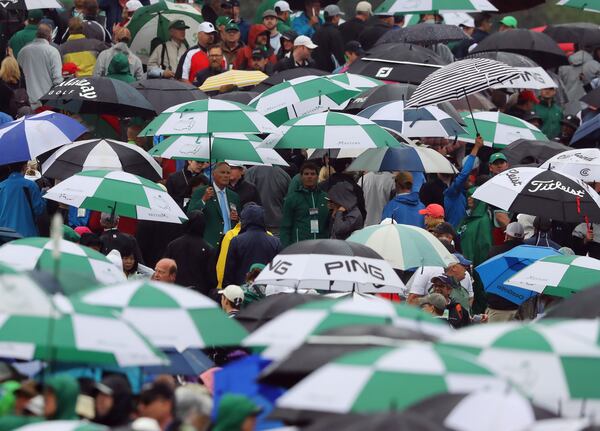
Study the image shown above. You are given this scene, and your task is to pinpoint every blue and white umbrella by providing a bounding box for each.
[358,101,467,138]
[0,111,87,165]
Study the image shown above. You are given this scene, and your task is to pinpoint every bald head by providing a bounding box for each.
[152,258,177,283]
[36,24,52,41]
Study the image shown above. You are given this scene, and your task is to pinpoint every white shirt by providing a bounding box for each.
[270,33,281,54]
[407,266,474,298]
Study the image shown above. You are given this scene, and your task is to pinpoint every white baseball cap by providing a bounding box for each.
[294,35,318,49]
[197,21,217,33]
[125,0,143,11]
[356,1,372,14]
[274,0,292,12]
[219,284,245,304]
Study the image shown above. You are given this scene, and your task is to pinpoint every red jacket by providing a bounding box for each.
[233,24,277,70]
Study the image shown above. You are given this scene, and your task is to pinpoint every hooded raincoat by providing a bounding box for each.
[328,182,364,240]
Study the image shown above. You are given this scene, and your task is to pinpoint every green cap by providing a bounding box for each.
[248,263,265,272]
[500,16,517,28]
[225,21,240,32]
[489,152,508,164]
[169,19,190,30]
[28,9,43,20]
[216,15,231,27]
[213,394,262,431]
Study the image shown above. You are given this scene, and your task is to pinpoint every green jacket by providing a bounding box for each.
[188,185,241,248]
[107,52,135,83]
[280,183,330,247]
[9,24,37,58]
[534,100,563,140]
[457,198,493,268]
[46,374,80,420]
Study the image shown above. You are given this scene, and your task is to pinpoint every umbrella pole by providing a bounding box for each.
[463,88,480,137]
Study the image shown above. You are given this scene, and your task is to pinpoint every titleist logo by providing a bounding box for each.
[527,180,585,197]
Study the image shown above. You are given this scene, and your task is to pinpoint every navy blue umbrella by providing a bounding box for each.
[347,145,458,174]
[570,113,600,148]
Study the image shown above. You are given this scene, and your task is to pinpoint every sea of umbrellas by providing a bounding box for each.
[3,58,600,430]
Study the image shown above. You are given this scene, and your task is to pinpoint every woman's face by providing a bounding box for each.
[437,233,453,243]
[122,254,136,272]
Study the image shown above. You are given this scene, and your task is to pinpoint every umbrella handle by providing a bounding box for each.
[463,88,480,137]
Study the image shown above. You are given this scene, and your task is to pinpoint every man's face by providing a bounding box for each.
[208,48,223,69]
[96,393,114,417]
[331,15,341,25]
[436,233,453,243]
[431,282,452,300]
[229,167,243,182]
[561,124,576,138]
[446,263,467,282]
[481,18,492,32]
[198,31,215,47]
[170,27,186,42]
[138,399,172,423]
[521,100,534,111]
[282,39,293,51]
[301,168,318,188]
[152,260,176,282]
[188,160,204,174]
[222,5,234,18]
[225,29,240,43]
[346,51,358,64]
[279,11,289,21]
[540,88,556,100]
[213,164,231,188]
[263,16,277,30]
[256,33,268,46]
[295,45,310,61]
[490,160,509,175]
[253,56,269,70]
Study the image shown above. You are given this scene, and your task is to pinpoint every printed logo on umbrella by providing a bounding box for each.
[527,180,585,197]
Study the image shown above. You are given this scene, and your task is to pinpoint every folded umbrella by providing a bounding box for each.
[200,70,268,92]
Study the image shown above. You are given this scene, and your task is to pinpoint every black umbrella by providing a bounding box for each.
[348,43,446,84]
[470,29,568,69]
[449,93,496,112]
[212,91,260,105]
[254,68,327,93]
[376,24,469,46]
[581,87,600,108]
[467,51,540,68]
[301,412,449,431]
[40,77,155,117]
[489,0,545,12]
[502,139,570,166]
[130,79,206,114]
[543,284,600,319]
[544,24,600,50]
[286,0,337,11]
[258,325,436,388]
[235,293,327,332]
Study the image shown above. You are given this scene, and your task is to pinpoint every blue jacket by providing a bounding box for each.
[0,173,46,237]
[444,155,475,227]
[292,13,322,38]
[381,192,425,227]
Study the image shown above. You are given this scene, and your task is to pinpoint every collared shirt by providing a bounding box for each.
[147,39,188,73]
[214,182,229,216]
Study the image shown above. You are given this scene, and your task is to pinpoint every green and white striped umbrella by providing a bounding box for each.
[16,420,108,431]
[261,112,399,150]
[76,280,248,350]
[249,76,362,126]
[347,223,458,270]
[327,73,384,91]
[139,99,277,137]
[505,255,600,298]
[243,296,450,360]
[273,344,506,420]
[557,0,600,13]
[375,0,497,14]
[439,322,600,418]
[0,237,126,295]
[44,170,188,224]
[149,134,288,166]
[458,112,549,149]
[127,1,202,63]
[0,294,167,366]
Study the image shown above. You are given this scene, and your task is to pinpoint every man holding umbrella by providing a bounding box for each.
[147,20,190,79]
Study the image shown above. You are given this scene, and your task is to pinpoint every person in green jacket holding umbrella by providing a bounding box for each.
[280,161,330,247]
[457,186,493,268]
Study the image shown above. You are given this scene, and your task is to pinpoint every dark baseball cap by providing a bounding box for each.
[281,29,298,41]
[252,47,270,59]
[345,40,365,55]
[169,19,190,30]
[560,114,580,129]
[221,0,239,7]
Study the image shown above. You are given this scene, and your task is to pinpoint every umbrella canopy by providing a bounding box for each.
[467,51,542,67]
[249,76,362,126]
[200,70,268,92]
[557,0,600,13]
[272,344,506,424]
[470,29,568,69]
[540,148,600,181]
[346,145,458,174]
[15,421,108,431]
[326,73,384,91]
[406,390,556,431]
[242,297,450,360]
[458,112,548,149]
[258,325,437,388]
[542,284,600,319]
[475,245,561,306]
[543,24,600,50]
[505,255,600,298]
[253,68,327,93]
[44,170,188,224]
[262,112,398,150]
[570,111,600,148]
[139,99,276,137]
[346,83,417,112]
[127,0,203,63]
[502,139,570,166]
[212,91,260,105]
[581,86,600,108]
[374,0,497,14]
[148,134,287,166]
[42,139,162,181]
[347,223,458,270]
[75,280,248,349]
[489,0,545,11]
[0,237,126,296]
[347,43,446,85]
[254,239,405,293]
[406,58,520,109]
[0,111,87,165]
[236,293,327,332]
[0,0,61,10]
[472,167,600,223]
[358,100,466,138]
[303,412,448,431]
[41,77,155,117]
[377,23,469,46]
[131,79,207,113]
[439,322,600,418]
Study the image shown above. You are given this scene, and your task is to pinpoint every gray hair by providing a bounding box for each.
[175,385,213,425]
[100,212,120,227]
[36,24,52,40]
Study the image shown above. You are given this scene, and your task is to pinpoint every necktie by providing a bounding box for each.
[219,190,231,233]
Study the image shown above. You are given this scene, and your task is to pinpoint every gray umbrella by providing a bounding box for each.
[377,24,469,46]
